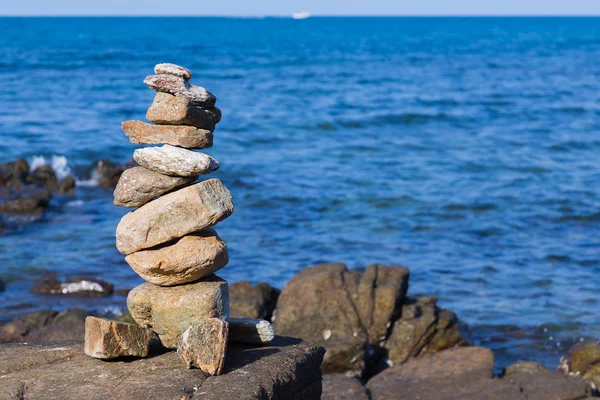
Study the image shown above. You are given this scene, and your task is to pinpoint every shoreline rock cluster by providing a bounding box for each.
[83,63,275,375]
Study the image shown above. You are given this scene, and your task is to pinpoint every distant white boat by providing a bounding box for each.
[292,11,311,20]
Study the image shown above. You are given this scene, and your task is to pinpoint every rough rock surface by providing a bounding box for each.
[229,280,280,320]
[178,318,228,374]
[0,186,50,214]
[0,309,89,344]
[126,229,229,286]
[559,340,600,392]
[84,316,153,359]
[144,74,216,108]
[113,166,196,208]
[228,318,275,344]
[505,361,589,400]
[322,374,370,400]
[127,275,229,348]
[146,92,221,129]
[154,63,192,79]
[30,273,113,297]
[116,178,234,254]
[133,144,219,177]
[0,337,323,400]
[122,120,213,148]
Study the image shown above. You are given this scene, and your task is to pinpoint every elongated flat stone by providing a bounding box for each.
[116,178,233,254]
[126,229,229,286]
[114,166,196,208]
[146,93,221,130]
[145,74,216,108]
[133,145,219,177]
[228,318,275,344]
[155,63,192,80]
[84,316,153,359]
[122,120,213,149]
[178,318,228,374]
[127,275,229,348]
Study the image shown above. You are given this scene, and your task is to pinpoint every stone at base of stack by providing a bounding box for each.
[84,63,274,377]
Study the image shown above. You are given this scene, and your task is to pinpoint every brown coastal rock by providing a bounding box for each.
[146,93,221,130]
[127,275,229,348]
[154,63,192,79]
[133,144,219,177]
[144,74,216,108]
[122,120,213,149]
[322,374,369,400]
[84,316,153,359]
[116,178,233,254]
[229,281,280,320]
[505,361,589,400]
[125,229,229,286]
[559,340,600,391]
[228,318,275,344]
[178,318,229,374]
[113,166,196,208]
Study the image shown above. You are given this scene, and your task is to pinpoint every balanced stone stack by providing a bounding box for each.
[83,63,274,375]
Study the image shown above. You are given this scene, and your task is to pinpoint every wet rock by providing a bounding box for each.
[57,175,76,194]
[28,164,58,190]
[116,178,234,254]
[30,273,113,297]
[92,159,126,188]
[505,361,590,400]
[84,316,153,359]
[355,264,409,344]
[0,158,29,188]
[122,120,213,149]
[146,92,221,130]
[127,275,229,348]
[229,280,280,320]
[154,63,192,79]
[178,318,228,374]
[26,309,88,344]
[322,374,369,400]
[144,74,216,108]
[273,263,367,374]
[113,166,196,208]
[133,144,219,177]
[559,340,600,391]
[228,318,275,344]
[126,229,228,286]
[0,336,324,400]
[0,186,50,214]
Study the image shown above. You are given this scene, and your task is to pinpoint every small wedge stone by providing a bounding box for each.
[127,275,229,348]
[228,318,275,344]
[146,93,221,130]
[114,166,196,208]
[178,318,229,374]
[145,75,216,108]
[126,229,229,286]
[122,120,213,149]
[154,63,192,80]
[84,316,153,359]
[133,145,219,177]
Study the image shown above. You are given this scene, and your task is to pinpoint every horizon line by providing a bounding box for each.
[2,14,600,18]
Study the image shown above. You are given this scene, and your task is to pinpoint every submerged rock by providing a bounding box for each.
[0,186,51,214]
[0,158,29,188]
[144,74,216,108]
[84,316,153,359]
[57,175,76,194]
[178,318,228,374]
[30,273,113,297]
[28,164,58,190]
[229,281,280,320]
[133,144,219,177]
[146,92,221,130]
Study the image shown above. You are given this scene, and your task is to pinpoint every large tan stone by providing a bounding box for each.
[125,229,229,286]
[178,318,228,375]
[84,316,153,359]
[133,144,219,177]
[127,275,229,348]
[146,92,221,130]
[122,120,213,149]
[113,166,196,208]
[116,178,233,254]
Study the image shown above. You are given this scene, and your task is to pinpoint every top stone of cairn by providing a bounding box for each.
[155,63,192,80]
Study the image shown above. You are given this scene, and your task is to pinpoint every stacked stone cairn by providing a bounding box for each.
[83,63,275,375]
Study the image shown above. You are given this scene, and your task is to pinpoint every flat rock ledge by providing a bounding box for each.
[0,336,324,400]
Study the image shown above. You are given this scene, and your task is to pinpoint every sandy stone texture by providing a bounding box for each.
[113,166,196,208]
[133,144,219,177]
[154,63,192,79]
[144,75,216,108]
[115,178,233,254]
[84,316,153,359]
[125,229,229,286]
[122,120,213,149]
[146,92,221,130]
[127,275,229,348]
[178,318,229,375]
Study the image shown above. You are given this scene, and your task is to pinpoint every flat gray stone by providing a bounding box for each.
[154,63,192,79]
[133,145,219,177]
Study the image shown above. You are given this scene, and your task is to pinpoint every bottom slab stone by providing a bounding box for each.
[0,336,325,400]
[84,316,153,359]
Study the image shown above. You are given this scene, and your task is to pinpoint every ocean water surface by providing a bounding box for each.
[0,17,599,367]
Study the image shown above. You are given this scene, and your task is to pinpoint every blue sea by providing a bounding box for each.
[0,17,599,368]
